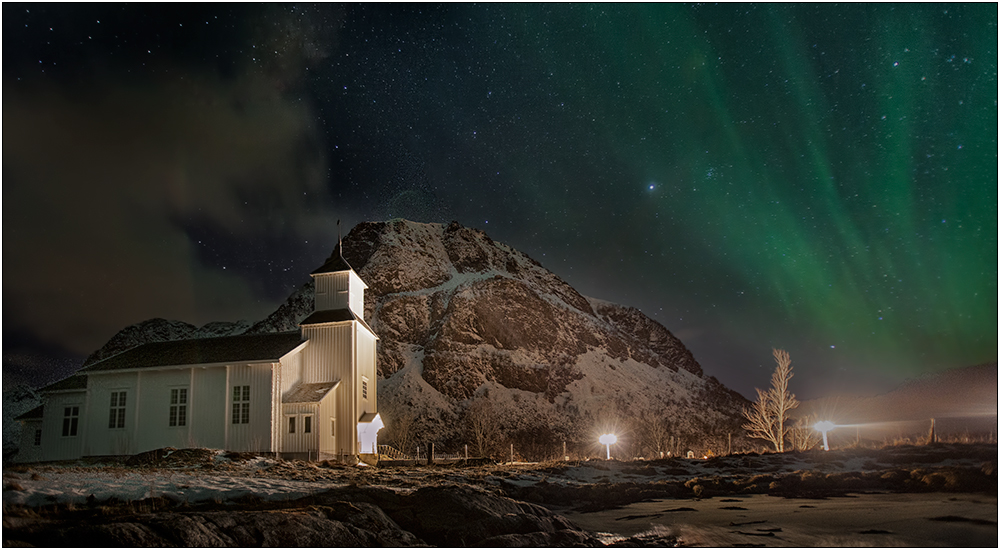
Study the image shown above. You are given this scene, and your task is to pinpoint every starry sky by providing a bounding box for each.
[4,3,997,400]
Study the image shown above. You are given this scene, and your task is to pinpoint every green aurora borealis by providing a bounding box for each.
[423,4,997,395]
[4,3,996,397]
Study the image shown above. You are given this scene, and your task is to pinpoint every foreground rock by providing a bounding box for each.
[3,484,603,547]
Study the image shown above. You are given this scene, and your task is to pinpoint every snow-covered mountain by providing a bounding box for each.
[73,220,749,457]
[246,220,748,453]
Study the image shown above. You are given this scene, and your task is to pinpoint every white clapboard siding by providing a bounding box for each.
[224,363,277,453]
[84,372,139,456]
[301,324,353,384]
[315,271,349,312]
[17,419,44,463]
[191,366,228,450]
[357,325,378,416]
[133,369,196,451]
[302,323,355,454]
[314,271,367,317]
[348,270,366,318]
[40,391,87,461]
[280,349,303,396]
[318,391,337,456]
[281,403,319,453]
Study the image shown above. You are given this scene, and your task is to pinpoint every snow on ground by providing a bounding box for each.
[3,469,341,508]
[4,443,994,511]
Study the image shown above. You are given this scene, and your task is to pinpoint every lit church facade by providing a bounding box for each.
[16,244,382,463]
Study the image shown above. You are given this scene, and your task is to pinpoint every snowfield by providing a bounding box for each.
[4,443,996,546]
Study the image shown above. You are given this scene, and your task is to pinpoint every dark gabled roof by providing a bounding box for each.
[283,381,340,403]
[81,331,305,373]
[15,405,45,421]
[299,308,377,337]
[40,374,88,393]
[311,242,354,275]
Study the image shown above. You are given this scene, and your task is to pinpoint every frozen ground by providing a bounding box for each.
[4,443,997,546]
[559,492,997,547]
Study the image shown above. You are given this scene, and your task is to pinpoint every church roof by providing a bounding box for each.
[81,331,305,373]
[283,381,340,403]
[39,374,88,393]
[311,242,354,275]
[15,405,45,421]
[299,308,377,336]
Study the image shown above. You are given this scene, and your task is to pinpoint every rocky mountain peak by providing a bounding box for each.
[250,220,746,451]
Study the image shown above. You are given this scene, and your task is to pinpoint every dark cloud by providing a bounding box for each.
[3,68,334,354]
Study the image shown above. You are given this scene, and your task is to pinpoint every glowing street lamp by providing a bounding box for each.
[814,421,835,451]
[599,433,617,460]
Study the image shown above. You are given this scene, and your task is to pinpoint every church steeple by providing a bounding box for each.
[307,220,368,319]
[311,220,354,275]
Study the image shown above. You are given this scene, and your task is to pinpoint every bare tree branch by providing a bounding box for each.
[742,348,800,452]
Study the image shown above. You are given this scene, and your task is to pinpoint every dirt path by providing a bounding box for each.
[558,492,997,547]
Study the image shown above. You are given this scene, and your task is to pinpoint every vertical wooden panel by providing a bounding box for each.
[348,271,366,318]
[280,351,302,395]
[40,392,86,461]
[191,367,226,450]
[16,419,44,462]
[84,372,138,456]
[136,369,193,452]
[314,272,350,311]
[226,363,276,452]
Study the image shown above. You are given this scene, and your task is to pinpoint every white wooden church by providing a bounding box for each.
[16,242,383,463]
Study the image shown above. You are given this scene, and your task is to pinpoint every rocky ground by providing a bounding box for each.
[3,443,996,546]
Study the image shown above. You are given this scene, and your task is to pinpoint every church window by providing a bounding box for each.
[34,429,42,446]
[288,416,296,434]
[303,415,312,434]
[232,385,250,424]
[62,406,79,437]
[169,388,188,427]
[109,391,126,429]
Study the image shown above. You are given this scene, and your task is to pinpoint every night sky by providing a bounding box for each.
[4,4,996,400]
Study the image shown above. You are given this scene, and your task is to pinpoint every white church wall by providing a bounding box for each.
[318,392,337,456]
[17,419,44,463]
[356,326,377,415]
[314,272,350,312]
[84,372,138,456]
[191,367,227,450]
[280,349,303,396]
[39,391,87,461]
[301,324,352,384]
[135,369,195,452]
[348,270,366,317]
[280,403,318,454]
[225,363,276,453]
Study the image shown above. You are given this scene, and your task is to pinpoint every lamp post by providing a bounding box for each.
[814,421,835,451]
[599,433,617,460]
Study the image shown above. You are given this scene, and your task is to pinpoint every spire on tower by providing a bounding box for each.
[311,219,353,274]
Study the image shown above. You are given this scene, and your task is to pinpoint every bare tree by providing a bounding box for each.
[465,398,501,459]
[742,348,799,452]
[742,388,780,451]
[788,414,820,451]
[380,406,416,457]
[638,411,672,459]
